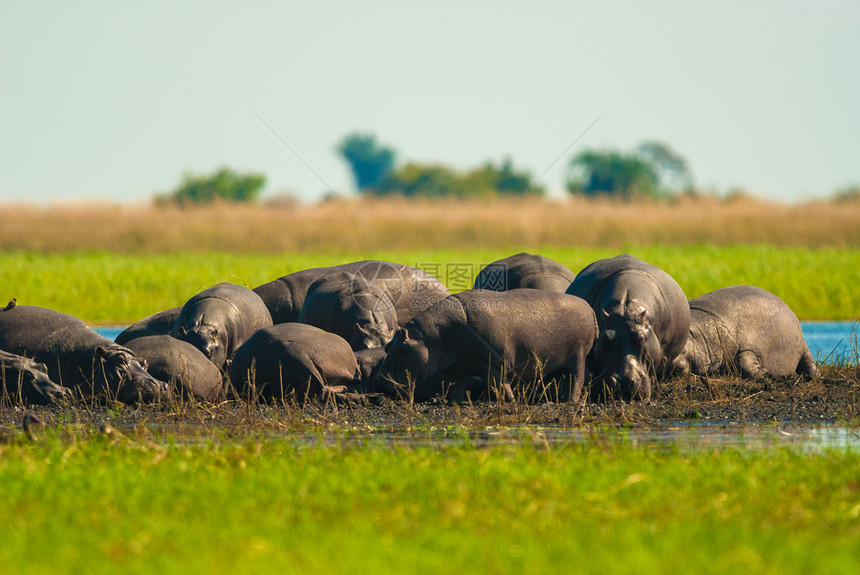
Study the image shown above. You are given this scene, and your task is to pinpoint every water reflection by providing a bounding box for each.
[150,423,860,453]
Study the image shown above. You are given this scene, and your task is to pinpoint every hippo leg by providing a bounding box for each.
[549,368,585,404]
[737,350,767,380]
[796,349,818,379]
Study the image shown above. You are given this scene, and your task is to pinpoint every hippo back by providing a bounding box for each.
[297,273,398,351]
[473,252,576,293]
[124,335,225,402]
[253,260,449,326]
[451,289,597,376]
[688,285,814,377]
[115,307,182,346]
[253,265,352,324]
[229,323,360,401]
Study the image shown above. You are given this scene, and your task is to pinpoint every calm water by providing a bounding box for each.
[95,321,858,364]
[136,423,860,452]
[801,321,857,362]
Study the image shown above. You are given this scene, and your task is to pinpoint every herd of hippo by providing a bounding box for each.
[0,253,817,407]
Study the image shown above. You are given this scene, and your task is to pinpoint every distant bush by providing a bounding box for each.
[156,167,266,205]
[371,159,544,198]
[566,141,693,200]
[833,184,860,203]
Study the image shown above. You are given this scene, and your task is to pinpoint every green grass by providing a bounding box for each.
[1,429,858,574]
[1,246,858,323]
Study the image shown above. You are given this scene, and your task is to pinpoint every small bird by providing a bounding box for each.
[2,298,16,312]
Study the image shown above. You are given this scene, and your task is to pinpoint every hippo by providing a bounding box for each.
[171,282,273,370]
[1,349,72,405]
[228,323,361,403]
[375,289,597,404]
[253,260,450,325]
[566,254,690,401]
[123,335,226,402]
[355,347,387,390]
[671,285,818,380]
[297,273,398,351]
[115,307,181,346]
[473,252,576,293]
[0,305,169,403]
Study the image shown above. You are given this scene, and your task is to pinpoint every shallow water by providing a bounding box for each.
[96,321,859,364]
[801,321,858,363]
[146,423,860,453]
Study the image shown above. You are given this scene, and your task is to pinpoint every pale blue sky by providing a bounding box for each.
[2,1,858,204]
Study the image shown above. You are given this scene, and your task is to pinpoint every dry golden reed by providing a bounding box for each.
[1,195,858,253]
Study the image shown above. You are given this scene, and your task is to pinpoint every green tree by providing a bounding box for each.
[160,167,266,205]
[337,133,396,192]
[566,150,660,199]
[371,158,544,198]
[635,141,694,192]
[833,184,860,203]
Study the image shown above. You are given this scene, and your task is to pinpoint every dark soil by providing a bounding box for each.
[2,366,858,439]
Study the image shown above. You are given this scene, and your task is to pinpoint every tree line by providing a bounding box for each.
[155,132,698,204]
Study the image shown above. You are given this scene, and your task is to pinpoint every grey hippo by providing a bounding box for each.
[566,254,690,401]
[115,307,181,346]
[228,323,361,403]
[0,305,169,403]
[374,289,597,404]
[123,335,226,402]
[171,282,273,370]
[473,252,576,293]
[1,349,72,405]
[297,272,398,351]
[253,260,450,325]
[672,285,818,380]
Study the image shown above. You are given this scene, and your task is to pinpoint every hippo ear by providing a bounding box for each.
[406,326,422,341]
[601,308,610,319]
[95,346,108,359]
[178,326,187,337]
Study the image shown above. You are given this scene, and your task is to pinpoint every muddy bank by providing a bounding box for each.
[2,366,858,437]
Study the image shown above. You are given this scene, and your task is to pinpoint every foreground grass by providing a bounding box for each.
[1,245,858,322]
[1,430,858,574]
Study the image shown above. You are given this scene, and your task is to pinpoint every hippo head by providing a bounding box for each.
[374,326,436,394]
[593,302,662,401]
[347,282,398,351]
[350,318,396,351]
[1,357,72,406]
[177,324,227,368]
[95,346,170,404]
